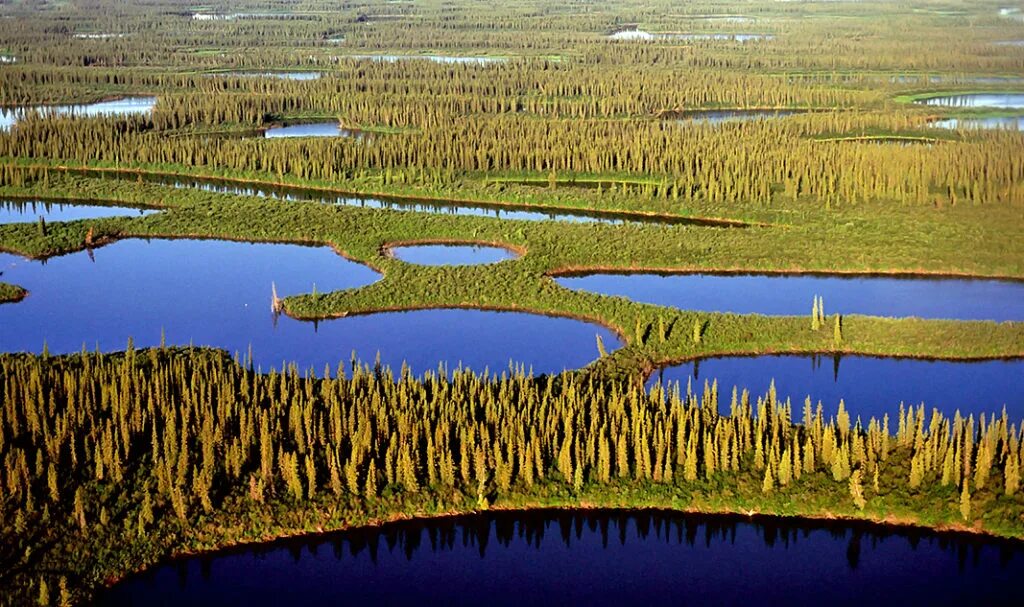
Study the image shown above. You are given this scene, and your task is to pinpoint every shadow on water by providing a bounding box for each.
[100,510,1023,606]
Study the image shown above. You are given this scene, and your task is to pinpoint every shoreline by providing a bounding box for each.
[101,500,1024,591]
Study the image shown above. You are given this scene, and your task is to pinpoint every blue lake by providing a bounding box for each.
[649,355,1024,421]
[554,272,1024,321]
[99,511,1023,606]
[0,200,157,223]
[389,244,518,266]
[0,239,617,375]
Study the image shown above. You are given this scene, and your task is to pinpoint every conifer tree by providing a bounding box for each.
[849,469,866,510]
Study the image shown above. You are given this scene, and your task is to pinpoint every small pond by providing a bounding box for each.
[388,244,519,266]
[915,93,1024,109]
[931,116,1023,130]
[0,200,157,224]
[608,30,771,42]
[211,71,322,80]
[554,272,1024,321]
[346,54,505,64]
[263,122,364,138]
[0,239,618,374]
[0,96,156,130]
[648,355,1024,421]
[69,170,738,227]
[99,511,1022,606]
[671,109,802,124]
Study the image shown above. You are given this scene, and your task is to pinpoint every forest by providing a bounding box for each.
[0,0,1022,604]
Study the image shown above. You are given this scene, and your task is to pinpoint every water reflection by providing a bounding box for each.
[100,510,1023,606]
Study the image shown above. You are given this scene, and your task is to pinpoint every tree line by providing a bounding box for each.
[2,347,1022,602]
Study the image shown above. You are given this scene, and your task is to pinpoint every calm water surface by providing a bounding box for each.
[555,272,1024,321]
[0,96,155,130]
[212,71,322,80]
[346,54,505,64]
[672,109,801,124]
[915,93,1024,109]
[0,200,157,223]
[931,116,1024,130]
[69,170,730,226]
[0,239,617,374]
[263,122,362,138]
[389,244,518,266]
[99,511,1022,606]
[649,355,1024,420]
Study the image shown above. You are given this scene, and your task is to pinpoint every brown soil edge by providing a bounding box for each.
[18,163,763,229]
[546,263,1024,283]
[100,500,1024,591]
[283,301,629,343]
[379,238,527,260]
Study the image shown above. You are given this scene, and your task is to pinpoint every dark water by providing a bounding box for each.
[99,511,1023,607]
[916,93,1024,109]
[0,200,157,223]
[648,355,1024,421]
[67,169,735,226]
[554,272,1024,321]
[263,122,363,138]
[389,244,518,266]
[931,116,1023,130]
[0,96,156,130]
[672,109,801,124]
[0,239,618,374]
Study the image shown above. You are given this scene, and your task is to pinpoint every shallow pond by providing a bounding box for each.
[388,244,519,266]
[71,170,737,227]
[0,239,617,374]
[671,109,802,124]
[555,272,1024,321]
[346,54,505,64]
[649,355,1024,421]
[211,71,322,80]
[931,116,1024,130]
[915,93,1024,109]
[263,122,363,138]
[0,96,156,130]
[99,511,1022,606]
[0,200,157,223]
[609,30,771,42]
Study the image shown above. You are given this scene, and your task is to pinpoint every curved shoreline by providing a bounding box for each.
[101,500,1024,592]
[546,263,1024,283]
